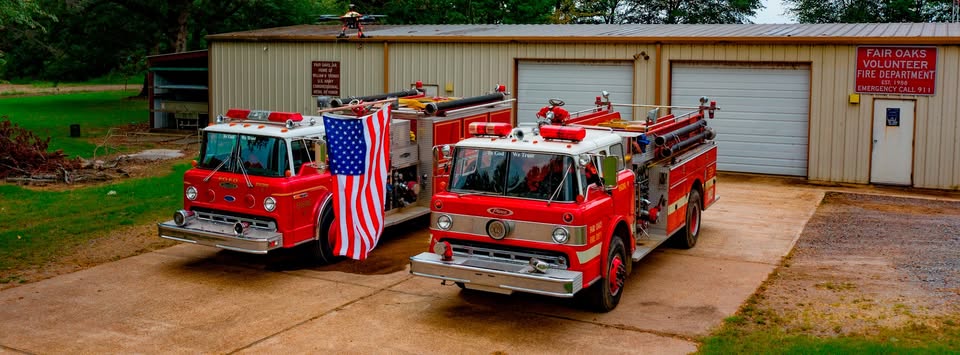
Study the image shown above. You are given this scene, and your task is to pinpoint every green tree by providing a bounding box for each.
[785,0,956,23]
[0,0,56,78]
[0,0,337,82]
[350,0,553,24]
[551,0,762,24]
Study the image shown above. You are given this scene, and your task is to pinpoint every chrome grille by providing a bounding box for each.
[195,210,277,230]
[448,241,569,270]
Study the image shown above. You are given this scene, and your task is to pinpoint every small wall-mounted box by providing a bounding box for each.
[849,93,860,104]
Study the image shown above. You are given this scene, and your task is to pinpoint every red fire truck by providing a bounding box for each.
[409,94,719,311]
[157,86,513,263]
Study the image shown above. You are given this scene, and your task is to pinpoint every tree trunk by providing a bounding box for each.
[134,75,148,98]
[174,7,190,53]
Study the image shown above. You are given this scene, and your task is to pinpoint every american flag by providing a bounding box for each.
[322,106,391,260]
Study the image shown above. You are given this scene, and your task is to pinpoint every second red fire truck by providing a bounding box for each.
[410,94,719,312]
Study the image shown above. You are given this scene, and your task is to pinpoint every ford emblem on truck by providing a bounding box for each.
[487,207,513,216]
[224,195,236,202]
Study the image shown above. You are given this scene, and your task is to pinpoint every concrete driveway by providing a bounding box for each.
[0,174,823,354]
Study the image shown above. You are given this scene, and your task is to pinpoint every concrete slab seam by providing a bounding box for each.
[657,250,783,266]
[0,343,35,355]
[226,275,414,354]
[529,311,701,344]
[278,270,407,289]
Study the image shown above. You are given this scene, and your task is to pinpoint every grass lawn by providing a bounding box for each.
[0,90,146,158]
[0,89,186,278]
[0,163,189,274]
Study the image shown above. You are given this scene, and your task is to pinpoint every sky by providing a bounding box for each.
[750,0,796,24]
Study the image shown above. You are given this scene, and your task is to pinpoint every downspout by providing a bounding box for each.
[654,43,662,106]
[383,41,390,92]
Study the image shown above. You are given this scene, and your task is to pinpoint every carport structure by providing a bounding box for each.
[207,23,960,190]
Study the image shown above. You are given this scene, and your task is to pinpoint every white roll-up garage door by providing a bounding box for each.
[517,61,633,125]
[671,63,810,176]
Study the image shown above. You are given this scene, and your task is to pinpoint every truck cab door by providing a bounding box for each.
[432,144,453,194]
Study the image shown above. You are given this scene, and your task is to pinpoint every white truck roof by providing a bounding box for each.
[455,126,622,155]
[202,115,327,139]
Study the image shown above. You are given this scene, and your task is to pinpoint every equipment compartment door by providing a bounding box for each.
[870,99,915,185]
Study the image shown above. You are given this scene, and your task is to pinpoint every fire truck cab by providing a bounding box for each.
[410,96,718,312]
[157,87,513,263]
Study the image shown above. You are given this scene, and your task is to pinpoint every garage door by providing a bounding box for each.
[517,61,633,125]
[671,63,810,176]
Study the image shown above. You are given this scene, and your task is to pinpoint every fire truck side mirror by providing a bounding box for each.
[601,156,619,188]
[315,139,327,164]
[433,144,452,161]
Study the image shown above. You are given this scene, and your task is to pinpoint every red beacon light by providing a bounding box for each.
[468,122,512,137]
[224,109,251,120]
[539,125,586,142]
[266,111,304,123]
[220,109,304,128]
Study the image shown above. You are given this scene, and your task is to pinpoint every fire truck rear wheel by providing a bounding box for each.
[309,208,341,264]
[673,188,702,249]
[579,236,626,312]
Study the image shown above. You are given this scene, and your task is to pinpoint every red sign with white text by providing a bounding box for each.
[855,46,936,96]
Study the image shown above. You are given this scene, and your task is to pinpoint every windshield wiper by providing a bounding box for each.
[546,166,572,206]
[203,154,232,183]
[234,147,254,188]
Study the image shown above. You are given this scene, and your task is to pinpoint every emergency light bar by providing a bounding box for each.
[539,125,586,142]
[223,109,305,128]
[468,122,512,137]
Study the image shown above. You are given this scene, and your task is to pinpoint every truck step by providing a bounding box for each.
[632,232,669,261]
[384,206,431,227]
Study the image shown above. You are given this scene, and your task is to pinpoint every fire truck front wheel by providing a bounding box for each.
[579,236,627,312]
[308,208,342,264]
[672,188,702,249]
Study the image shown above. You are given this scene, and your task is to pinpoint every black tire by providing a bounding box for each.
[672,188,702,249]
[309,208,342,264]
[579,236,627,312]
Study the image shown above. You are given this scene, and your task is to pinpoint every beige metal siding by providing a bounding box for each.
[660,44,960,189]
[210,38,960,189]
[210,42,383,116]
[386,43,656,119]
[917,46,960,190]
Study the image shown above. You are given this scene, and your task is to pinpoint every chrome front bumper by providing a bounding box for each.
[157,219,283,254]
[409,252,583,298]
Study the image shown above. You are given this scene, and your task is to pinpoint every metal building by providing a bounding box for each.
[207,23,960,190]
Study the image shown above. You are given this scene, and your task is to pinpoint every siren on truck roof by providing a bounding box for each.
[539,125,586,142]
[468,122,512,138]
[219,109,312,129]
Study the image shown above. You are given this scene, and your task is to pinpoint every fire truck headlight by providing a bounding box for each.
[185,186,198,201]
[263,197,277,212]
[437,214,452,231]
[551,227,569,244]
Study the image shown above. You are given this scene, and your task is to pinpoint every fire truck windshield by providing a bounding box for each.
[198,132,289,177]
[449,148,579,202]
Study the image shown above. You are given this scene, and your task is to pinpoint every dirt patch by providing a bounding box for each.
[0,224,178,291]
[742,192,960,336]
[0,84,135,97]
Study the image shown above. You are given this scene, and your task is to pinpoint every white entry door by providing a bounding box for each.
[870,99,915,185]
